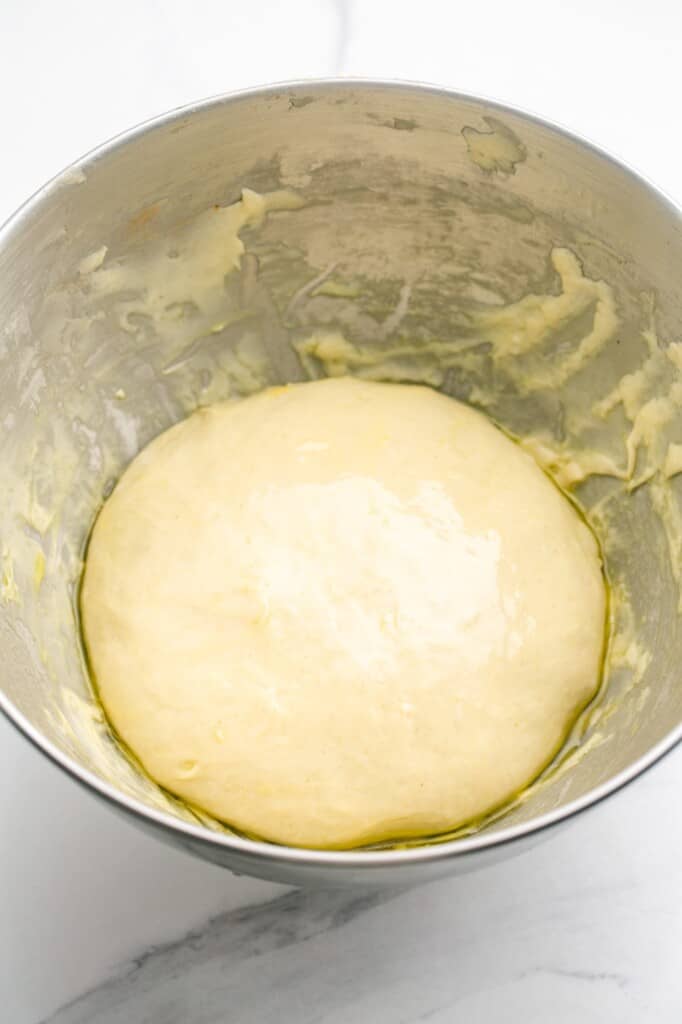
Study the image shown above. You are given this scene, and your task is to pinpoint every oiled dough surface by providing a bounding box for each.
[81,378,605,848]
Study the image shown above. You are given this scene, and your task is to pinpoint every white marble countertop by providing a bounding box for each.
[1,2,681,1021]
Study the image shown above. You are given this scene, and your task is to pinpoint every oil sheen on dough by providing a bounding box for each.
[81,378,606,849]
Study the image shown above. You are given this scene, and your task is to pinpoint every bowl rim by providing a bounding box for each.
[2,76,681,872]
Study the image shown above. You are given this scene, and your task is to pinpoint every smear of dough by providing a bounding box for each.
[462,117,527,175]
[295,248,618,394]
[85,188,304,366]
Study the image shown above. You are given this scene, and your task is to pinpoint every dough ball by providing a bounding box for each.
[81,378,605,848]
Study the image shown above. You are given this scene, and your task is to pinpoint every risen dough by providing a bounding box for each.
[81,378,605,848]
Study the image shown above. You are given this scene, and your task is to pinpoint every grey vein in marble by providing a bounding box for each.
[521,965,631,990]
[44,887,400,1024]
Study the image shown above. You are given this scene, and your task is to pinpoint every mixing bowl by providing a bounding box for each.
[1,80,681,887]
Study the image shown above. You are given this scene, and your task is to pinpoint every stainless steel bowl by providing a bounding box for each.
[2,80,681,887]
